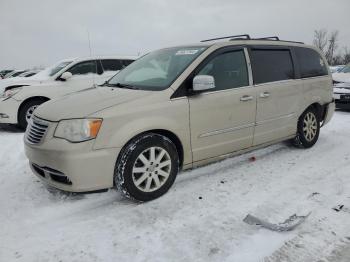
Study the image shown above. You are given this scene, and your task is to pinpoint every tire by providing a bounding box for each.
[293,107,320,148]
[115,133,179,202]
[18,99,46,130]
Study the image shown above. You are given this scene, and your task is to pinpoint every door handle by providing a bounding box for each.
[260,92,270,98]
[240,95,254,102]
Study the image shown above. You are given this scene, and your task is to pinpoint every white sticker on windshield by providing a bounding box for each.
[176,49,199,55]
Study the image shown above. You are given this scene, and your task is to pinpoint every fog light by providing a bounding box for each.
[0,113,9,118]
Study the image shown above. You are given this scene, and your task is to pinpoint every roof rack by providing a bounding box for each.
[255,36,280,41]
[200,35,304,44]
[201,34,251,42]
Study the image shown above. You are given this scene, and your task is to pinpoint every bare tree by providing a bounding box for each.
[313,29,328,53]
[325,30,339,65]
[343,47,350,64]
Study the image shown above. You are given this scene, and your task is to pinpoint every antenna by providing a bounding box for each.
[87,29,96,87]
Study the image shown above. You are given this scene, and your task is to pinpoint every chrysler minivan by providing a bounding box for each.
[24,35,335,201]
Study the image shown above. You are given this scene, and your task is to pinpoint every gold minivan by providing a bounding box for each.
[24,35,335,201]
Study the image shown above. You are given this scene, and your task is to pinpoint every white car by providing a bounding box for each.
[0,56,136,128]
[3,70,27,79]
[332,63,350,84]
[17,70,40,78]
[332,64,350,110]
[330,65,345,73]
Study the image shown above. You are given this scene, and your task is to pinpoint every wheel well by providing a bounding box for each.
[126,129,184,169]
[17,96,50,120]
[307,103,325,121]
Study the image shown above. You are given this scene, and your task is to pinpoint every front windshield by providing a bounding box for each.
[31,60,73,80]
[48,61,73,76]
[340,64,350,73]
[107,46,207,90]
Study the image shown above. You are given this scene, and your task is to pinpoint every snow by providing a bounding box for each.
[1,111,350,261]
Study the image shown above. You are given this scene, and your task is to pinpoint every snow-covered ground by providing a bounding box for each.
[1,111,350,262]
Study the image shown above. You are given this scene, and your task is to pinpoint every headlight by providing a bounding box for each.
[1,87,22,98]
[54,119,102,142]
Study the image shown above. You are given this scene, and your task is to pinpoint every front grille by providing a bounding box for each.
[25,116,49,144]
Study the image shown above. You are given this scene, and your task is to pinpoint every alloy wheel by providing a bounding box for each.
[303,112,317,142]
[132,147,172,192]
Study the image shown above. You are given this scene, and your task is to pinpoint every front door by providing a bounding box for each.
[189,48,257,162]
[60,60,100,93]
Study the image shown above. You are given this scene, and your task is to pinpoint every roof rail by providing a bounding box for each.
[201,34,251,42]
[200,35,304,44]
[255,36,280,41]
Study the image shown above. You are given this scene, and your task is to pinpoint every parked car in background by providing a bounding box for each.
[0,56,136,128]
[0,70,14,79]
[330,65,345,73]
[4,70,27,79]
[18,70,40,78]
[332,63,350,110]
[332,63,350,85]
[24,35,335,202]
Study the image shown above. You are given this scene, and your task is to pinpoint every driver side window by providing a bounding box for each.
[197,50,249,91]
[67,60,97,75]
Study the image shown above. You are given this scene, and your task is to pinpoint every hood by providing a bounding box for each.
[332,72,350,83]
[0,77,50,93]
[35,87,152,121]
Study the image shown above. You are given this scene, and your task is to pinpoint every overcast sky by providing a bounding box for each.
[0,0,349,69]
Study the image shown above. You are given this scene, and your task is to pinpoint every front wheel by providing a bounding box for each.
[293,107,320,148]
[115,133,179,202]
[18,99,46,130]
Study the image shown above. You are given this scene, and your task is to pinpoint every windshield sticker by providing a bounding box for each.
[175,49,200,56]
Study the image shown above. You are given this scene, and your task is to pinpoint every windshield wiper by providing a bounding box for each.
[102,82,139,90]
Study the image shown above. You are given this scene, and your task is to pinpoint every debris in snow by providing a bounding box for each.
[243,212,311,232]
[198,196,202,200]
[249,156,256,162]
[308,192,320,198]
[333,205,350,213]
[220,180,225,184]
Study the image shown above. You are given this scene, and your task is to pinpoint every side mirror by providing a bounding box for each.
[60,72,73,81]
[193,75,215,92]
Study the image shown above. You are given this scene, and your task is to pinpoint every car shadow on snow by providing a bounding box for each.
[0,123,23,133]
[176,142,295,186]
[43,184,133,205]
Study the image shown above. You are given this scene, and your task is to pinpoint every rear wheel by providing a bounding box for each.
[115,133,179,202]
[18,99,47,130]
[293,107,320,148]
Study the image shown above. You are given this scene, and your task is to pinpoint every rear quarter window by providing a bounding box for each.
[294,47,328,78]
[250,49,295,84]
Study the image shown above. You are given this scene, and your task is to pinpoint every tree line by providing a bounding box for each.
[313,29,350,66]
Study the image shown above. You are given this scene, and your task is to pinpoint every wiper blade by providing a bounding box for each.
[102,82,139,90]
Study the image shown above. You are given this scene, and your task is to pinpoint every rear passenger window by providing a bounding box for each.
[251,49,294,84]
[101,60,123,71]
[294,47,328,78]
[197,50,249,91]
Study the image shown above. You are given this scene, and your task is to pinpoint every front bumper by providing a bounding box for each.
[24,121,120,192]
[0,97,21,124]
